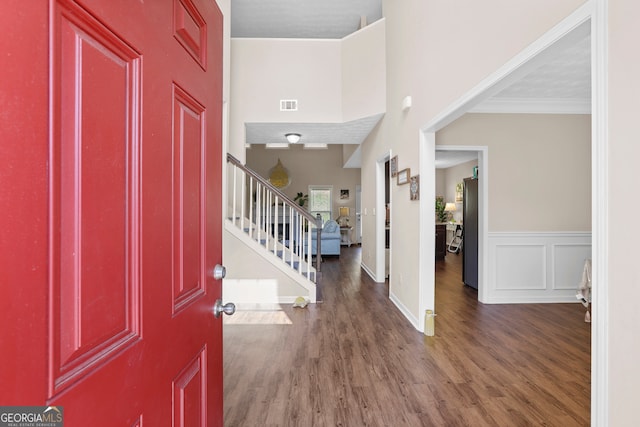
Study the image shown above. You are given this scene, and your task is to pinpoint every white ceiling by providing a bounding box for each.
[233,2,592,167]
[231,0,383,39]
[472,33,591,114]
[435,151,479,169]
[245,114,384,146]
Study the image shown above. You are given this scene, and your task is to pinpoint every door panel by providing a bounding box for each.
[173,84,207,313]
[51,1,143,395]
[0,0,224,425]
[173,348,208,426]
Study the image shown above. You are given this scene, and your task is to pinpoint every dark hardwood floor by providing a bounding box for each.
[223,247,591,426]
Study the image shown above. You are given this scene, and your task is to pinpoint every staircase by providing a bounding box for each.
[226,154,323,303]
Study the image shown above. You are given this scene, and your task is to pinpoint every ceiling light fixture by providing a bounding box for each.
[285,133,301,144]
[303,143,328,150]
[265,143,289,149]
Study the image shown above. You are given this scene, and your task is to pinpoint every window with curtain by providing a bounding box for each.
[308,185,332,225]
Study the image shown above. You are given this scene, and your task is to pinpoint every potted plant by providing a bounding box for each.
[435,196,448,223]
[294,192,308,208]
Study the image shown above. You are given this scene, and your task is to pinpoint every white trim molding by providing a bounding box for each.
[487,232,592,304]
[592,0,609,423]
[375,150,391,283]
[360,261,376,282]
[389,291,419,331]
[470,97,591,115]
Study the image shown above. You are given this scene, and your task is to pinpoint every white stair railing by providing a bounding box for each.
[227,154,322,291]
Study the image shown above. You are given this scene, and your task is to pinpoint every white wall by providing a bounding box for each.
[341,21,387,121]
[229,38,342,158]
[229,20,387,160]
[608,0,640,422]
[223,230,311,305]
[487,231,591,303]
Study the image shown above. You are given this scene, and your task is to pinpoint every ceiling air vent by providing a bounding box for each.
[280,99,298,111]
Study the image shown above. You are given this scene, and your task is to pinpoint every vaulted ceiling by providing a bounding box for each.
[233,1,591,166]
[231,0,383,39]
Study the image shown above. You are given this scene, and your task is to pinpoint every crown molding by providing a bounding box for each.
[470,97,591,114]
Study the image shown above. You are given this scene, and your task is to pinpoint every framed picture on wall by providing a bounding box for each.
[390,156,398,177]
[340,189,349,199]
[397,168,410,185]
[409,175,420,200]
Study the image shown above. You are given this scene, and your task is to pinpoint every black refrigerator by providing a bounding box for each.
[463,178,478,289]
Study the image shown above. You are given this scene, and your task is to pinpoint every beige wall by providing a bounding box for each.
[435,168,447,204]
[608,0,640,422]
[245,145,360,224]
[437,159,478,223]
[342,144,359,167]
[437,114,591,232]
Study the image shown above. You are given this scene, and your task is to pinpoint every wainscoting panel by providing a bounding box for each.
[552,243,592,290]
[488,232,591,303]
[495,244,547,291]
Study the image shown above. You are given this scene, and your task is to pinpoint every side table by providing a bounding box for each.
[339,226,353,247]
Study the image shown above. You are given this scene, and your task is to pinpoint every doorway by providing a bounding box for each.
[355,184,362,244]
[434,149,482,292]
[419,5,606,422]
[374,151,391,283]
[432,147,488,301]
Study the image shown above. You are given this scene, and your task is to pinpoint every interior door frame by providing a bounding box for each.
[355,184,362,244]
[432,146,488,302]
[375,150,391,283]
[417,1,607,423]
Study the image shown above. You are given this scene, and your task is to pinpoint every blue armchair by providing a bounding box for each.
[310,220,341,256]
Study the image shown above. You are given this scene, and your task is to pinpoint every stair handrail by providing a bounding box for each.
[227,154,323,280]
[227,154,318,224]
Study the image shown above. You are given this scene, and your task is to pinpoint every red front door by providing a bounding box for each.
[0,0,224,425]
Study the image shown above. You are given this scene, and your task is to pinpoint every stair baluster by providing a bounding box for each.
[225,154,322,302]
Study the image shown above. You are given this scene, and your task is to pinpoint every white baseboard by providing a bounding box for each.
[360,262,377,282]
[389,291,420,331]
[486,232,591,304]
[223,278,304,306]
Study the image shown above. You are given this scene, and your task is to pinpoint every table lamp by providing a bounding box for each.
[444,202,456,223]
[338,207,350,226]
